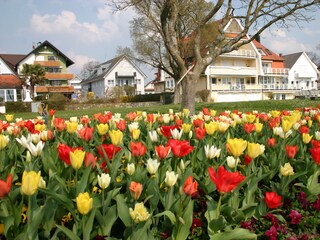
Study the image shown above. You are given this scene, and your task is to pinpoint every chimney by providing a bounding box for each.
[279,53,283,57]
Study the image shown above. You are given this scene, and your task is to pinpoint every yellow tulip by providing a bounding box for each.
[0,135,9,150]
[97,123,109,135]
[132,129,141,140]
[210,110,217,117]
[302,133,313,144]
[66,121,78,134]
[269,110,281,118]
[245,114,256,123]
[183,109,190,118]
[129,202,150,223]
[308,120,312,128]
[76,192,93,215]
[282,119,294,133]
[247,142,262,159]
[280,163,294,176]
[205,121,218,135]
[227,138,247,157]
[109,130,123,146]
[0,223,4,235]
[254,122,263,133]
[4,114,14,122]
[181,123,192,134]
[21,171,41,196]
[70,149,85,170]
[35,123,46,132]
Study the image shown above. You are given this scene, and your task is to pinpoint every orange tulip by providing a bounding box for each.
[129,181,142,200]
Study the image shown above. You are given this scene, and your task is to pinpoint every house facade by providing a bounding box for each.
[283,52,319,98]
[16,41,75,99]
[81,55,146,98]
[153,19,319,102]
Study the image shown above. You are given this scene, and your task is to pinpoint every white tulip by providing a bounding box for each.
[97,173,111,189]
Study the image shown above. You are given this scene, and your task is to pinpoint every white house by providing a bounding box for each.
[0,54,24,102]
[283,52,319,97]
[81,54,146,98]
[69,74,82,95]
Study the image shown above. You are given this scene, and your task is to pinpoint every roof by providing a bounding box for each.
[81,54,146,84]
[0,54,26,72]
[282,52,303,69]
[252,40,284,61]
[20,40,74,67]
[0,74,22,88]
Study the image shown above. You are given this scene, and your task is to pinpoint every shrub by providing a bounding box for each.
[47,93,66,110]
[5,102,31,113]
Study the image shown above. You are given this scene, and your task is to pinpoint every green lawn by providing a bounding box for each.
[7,98,320,120]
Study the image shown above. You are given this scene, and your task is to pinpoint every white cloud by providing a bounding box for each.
[265,37,309,54]
[66,51,97,74]
[30,10,110,43]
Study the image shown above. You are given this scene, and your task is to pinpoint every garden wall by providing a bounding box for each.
[65,101,162,111]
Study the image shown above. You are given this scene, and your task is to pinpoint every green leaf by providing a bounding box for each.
[129,219,154,240]
[28,205,46,239]
[116,194,132,227]
[210,228,257,240]
[95,205,118,236]
[83,209,96,240]
[56,224,81,240]
[208,215,225,233]
[307,168,320,198]
[154,210,176,224]
[174,199,193,240]
[76,165,92,194]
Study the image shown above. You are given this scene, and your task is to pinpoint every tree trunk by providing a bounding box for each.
[180,74,196,115]
[173,84,181,104]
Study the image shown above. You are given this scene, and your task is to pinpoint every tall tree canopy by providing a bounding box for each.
[20,63,46,99]
[110,0,320,113]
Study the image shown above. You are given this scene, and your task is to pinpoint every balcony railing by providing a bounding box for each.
[263,68,289,75]
[207,66,257,76]
[221,49,256,58]
[34,61,61,67]
[45,73,74,80]
[36,85,74,93]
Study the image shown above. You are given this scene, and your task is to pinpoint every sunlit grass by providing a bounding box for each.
[8,98,320,120]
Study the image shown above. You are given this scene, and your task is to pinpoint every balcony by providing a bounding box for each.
[206,66,257,76]
[211,84,262,91]
[45,73,74,80]
[221,49,256,58]
[36,85,74,93]
[263,68,289,75]
[34,61,61,67]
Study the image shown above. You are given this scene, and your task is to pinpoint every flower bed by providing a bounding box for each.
[0,107,320,239]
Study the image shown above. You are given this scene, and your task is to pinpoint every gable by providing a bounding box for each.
[0,58,15,74]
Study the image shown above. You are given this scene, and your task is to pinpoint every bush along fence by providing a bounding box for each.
[0,107,319,239]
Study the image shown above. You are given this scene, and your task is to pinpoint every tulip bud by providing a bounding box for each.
[226,156,239,169]
[38,176,46,189]
[146,159,160,175]
[97,173,111,189]
[26,151,31,163]
[20,171,41,196]
[76,192,93,215]
[126,163,135,175]
[165,171,178,187]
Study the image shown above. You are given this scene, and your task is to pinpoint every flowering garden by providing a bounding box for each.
[0,106,320,239]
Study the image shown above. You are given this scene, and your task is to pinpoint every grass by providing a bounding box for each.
[7,98,320,120]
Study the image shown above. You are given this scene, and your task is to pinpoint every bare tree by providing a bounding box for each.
[80,61,100,79]
[307,43,320,66]
[109,0,320,113]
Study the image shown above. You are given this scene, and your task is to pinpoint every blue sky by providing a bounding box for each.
[1,0,319,82]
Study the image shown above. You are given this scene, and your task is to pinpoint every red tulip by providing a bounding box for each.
[130,142,147,157]
[116,119,126,131]
[168,139,194,158]
[0,174,12,198]
[208,166,245,193]
[160,125,177,138]
[77,127,94,141]
[183,176,198,196]
[286,145,298,159]
[193,119,204,128]
[49,109,55,116]
[53,118,66,132]
[195,127,206,140]
[24,120,35,133]
[311,140,320,148]
[244,155,252,165]
[267,138,276,147]
[264,191,282,209]
[310,147,320,165]
[146,113,155,124]
[58,143,72,165]
[126,112,137,122]
[97,112,112,124]
[96,144,121,161]
[155,144,171,160]
[202,108,210,115]
[299,125,309,134]
[84,152,97,168]
[129,181,142,200]
[243,123,255,134]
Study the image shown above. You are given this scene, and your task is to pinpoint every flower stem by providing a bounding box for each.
[216,193,222,217]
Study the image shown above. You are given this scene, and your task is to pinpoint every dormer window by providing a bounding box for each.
[258,49,265,55]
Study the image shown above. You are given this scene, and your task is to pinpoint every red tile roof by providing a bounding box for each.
[0,75,22,88]
[252,40,284,61]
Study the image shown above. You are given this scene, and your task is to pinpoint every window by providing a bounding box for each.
[6,90,14,102]
[211,78,217,84]
[108,80,114,86]
[48,56,56,61]
[222,78,231,85]
[0,90,4,102]
[136,79,141,85]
